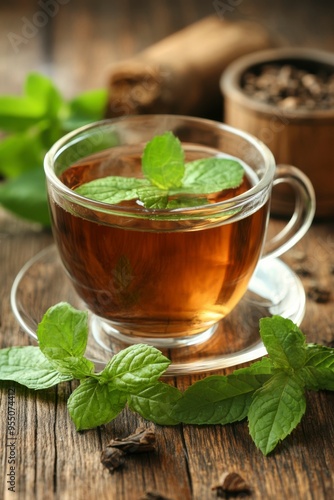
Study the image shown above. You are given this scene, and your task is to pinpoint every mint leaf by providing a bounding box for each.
[75,132,245,210]
[0,129,45,178]
[0,346,72,389]
[300,366,334,391]
[99,344,170,391]
[305,344,334,369]
[142,131,185,189]
[300,345,334,390]
[259,316,307,370]
[24,72,64,119]
[248,372,306,455]
[173,370,272,425]
[128,381,182,425]
[174,158,244,195]
[137,186,169,209]
[67,378,127,430]
[75,176,150,204]
[0,95,45,133]
[0,168,50,226]
[63,89,108,131]
[0,73,107,226]
[233,356,274,376]
[37,302,94,378]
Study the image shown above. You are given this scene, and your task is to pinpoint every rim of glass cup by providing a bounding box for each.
[44,115,276,220]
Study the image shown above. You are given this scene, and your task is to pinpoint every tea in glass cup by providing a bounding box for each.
[44,115,315,348]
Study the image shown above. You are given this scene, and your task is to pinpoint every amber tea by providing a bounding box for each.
[48,145,269,339]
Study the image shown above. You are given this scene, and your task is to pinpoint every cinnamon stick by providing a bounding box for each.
[105,16,275,119]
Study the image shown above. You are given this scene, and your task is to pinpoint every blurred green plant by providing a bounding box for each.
[0,73,108,226]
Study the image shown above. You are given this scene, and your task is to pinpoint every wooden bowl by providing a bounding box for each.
[220,48,334,218]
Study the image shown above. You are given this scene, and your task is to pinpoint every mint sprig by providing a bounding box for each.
[0,73,107,225]
[1,304,334,455]
[75,131,245,209]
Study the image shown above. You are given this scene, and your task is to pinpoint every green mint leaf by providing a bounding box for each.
[37,302,94,378]
[305,344,334,369]
[233,356,274,376]
[99,344,170,391]
[0,73,63,133]
[67,378,127,430]
[142,131,185,189]
[24,72,64,119]
[0,346,72,389]
[137,186,169,209]
[62,89,108,131]
[166,195,209,209]
[248,372,306,455]
[259,316,307,370]
[300,366,334,391]
[300,345,334,390]
[0,95,45,133]
[75,176,150,204]
[0,129,45,178]
[128,381,182,425]
[172,371,271,425]
[173,158,244,195]
[0,168,50,226]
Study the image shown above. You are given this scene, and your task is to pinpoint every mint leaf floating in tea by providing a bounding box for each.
[74,131,245,209]
[74,176,150,204]
[174,158,245,195]
[142,131,185,189]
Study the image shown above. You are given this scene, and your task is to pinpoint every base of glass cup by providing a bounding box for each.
[90,315,218,349]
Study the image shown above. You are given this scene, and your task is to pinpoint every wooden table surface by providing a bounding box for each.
[1,1,334,499]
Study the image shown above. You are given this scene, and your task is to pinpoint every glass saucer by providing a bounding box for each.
[11,245,306,376]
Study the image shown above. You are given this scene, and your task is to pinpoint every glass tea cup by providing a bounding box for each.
[44,115,315,349]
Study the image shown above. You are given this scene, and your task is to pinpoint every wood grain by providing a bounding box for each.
[1,1,334,499]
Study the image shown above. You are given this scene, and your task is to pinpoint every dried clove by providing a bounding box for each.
[307,286,331,304]
[101,427,156,473]
[100,447,126,472]
[212,472,252,498]
[107,426,156,453]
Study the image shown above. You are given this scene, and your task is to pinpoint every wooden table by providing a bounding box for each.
[1,2,334,499]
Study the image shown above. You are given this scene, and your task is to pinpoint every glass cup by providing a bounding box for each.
[44,115,315,349]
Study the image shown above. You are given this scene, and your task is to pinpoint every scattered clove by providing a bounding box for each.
[307,286,331,304]
[100,447,126,473]
[101,426,156,473]
[212,472,252,498]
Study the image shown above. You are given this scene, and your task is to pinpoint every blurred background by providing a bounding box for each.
[0,0,333,96]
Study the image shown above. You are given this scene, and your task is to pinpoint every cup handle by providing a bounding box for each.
[262,164,316,260]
